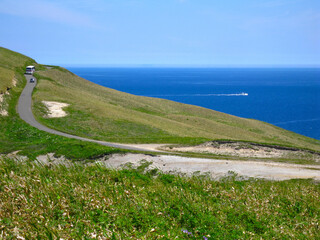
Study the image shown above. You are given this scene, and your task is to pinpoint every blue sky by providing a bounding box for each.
[0,0,319,66]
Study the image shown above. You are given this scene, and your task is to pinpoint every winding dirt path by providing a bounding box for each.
[18,74,320,180]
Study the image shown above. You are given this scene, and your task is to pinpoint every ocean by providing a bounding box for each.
[66,67,320,140]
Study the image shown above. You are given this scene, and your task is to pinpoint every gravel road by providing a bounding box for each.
[100,154,320,180]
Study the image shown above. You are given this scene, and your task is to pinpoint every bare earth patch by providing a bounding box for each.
[118,143,169,152]
[98,153,320,180]
[0,77,17,116]
[42,101,70,118]
[163,141,320,162]
[12,77,17,87]
[32,153,320,181]
[0,111,8,116]
[0,94,8,116]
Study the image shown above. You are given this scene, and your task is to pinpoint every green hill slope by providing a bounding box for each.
[0,47,123,159]
[31,68,319,151]
[0,47,35,92]
[1,46,319,152]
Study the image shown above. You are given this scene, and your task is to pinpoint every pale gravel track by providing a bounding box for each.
[35,153,320,181]
[102,154,320,181]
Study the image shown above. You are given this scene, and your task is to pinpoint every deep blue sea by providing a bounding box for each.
[67,67,320,140]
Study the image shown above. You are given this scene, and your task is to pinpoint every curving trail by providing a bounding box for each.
[18,74,165,152]
[17,74,320,180]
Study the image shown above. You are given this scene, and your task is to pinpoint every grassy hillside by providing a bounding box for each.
[1,48,319,240]
[32,65,320,151]
[0,47,36,92]
[1,157,319,239]
[0,47,36,69]
[1,46,319,153]
[0,66,14,93]
[0,47,124,159]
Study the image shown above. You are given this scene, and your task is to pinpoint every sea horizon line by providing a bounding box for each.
[58,64,320,69]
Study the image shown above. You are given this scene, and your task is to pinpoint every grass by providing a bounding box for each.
[1,47,319,239]
[0,67,14,93]
[0,47,36,69]
[0,157,319,239]
[0,78,124,160]
[30,64,320,152]
[0,47,35,94]
[1,46,320,162]
[2,46,319,154]
[0,47,125,160]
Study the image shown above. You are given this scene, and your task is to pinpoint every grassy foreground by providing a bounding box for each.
[0,157,319,239]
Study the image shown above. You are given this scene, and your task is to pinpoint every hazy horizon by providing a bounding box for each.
[62,64,320,68]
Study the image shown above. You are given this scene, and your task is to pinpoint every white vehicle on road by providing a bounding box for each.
[26,66,35,75]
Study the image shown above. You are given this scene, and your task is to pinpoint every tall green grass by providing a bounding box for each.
[0,157,319,239]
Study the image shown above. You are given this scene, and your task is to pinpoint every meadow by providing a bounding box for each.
[0,157,319,239]
[1,47,320,240]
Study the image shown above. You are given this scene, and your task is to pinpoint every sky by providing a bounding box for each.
[0,0,319,66]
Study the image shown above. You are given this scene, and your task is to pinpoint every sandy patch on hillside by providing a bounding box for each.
[0,94,8,116]
[118,143,170,152]
[5,152,317,180]
[163,141,320,162]
[34,153,320,180]
[36,153,71,166]
[42,101,70,118]
[0,110,8,116]
[12,77,17,87]
[0,77,16,117]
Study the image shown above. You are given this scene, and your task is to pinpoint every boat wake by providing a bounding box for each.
[273,118,320,125]
[146,93,249,97]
